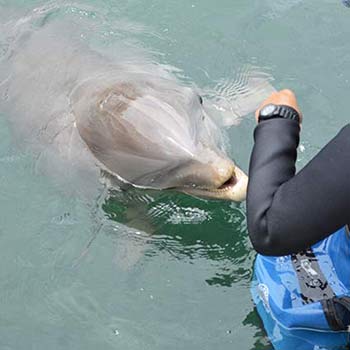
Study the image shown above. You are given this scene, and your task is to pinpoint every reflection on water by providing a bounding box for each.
[0,0,349,349]
[102,188,253,287]
[243,309,272,350]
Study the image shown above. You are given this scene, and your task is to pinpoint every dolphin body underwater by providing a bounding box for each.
[0,5,274,203]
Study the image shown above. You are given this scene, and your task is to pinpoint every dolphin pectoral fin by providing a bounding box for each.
[113,206,155,271]
[104,190,157,270]
[203,66,276,127]
[113,231,149,271]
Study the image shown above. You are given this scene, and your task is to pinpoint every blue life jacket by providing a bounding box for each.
[252,226,350,350]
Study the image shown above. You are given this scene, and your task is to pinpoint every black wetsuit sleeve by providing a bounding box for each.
[247,120,350,256]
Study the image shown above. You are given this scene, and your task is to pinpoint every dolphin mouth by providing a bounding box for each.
[217,174,238,190]
[179,166,248,202]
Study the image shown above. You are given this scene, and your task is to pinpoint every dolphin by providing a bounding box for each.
[0,6,273,202]
[71,71,248,201]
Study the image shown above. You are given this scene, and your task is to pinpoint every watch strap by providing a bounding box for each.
[259,104,300,123]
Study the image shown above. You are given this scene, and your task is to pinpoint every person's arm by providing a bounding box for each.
[247,90,350,256]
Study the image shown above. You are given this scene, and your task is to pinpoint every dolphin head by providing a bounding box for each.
[72,73,248,201]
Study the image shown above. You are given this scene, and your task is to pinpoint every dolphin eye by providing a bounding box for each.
[198,95,203,105]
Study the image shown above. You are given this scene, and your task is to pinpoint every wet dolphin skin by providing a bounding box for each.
[0,6,248,201]
[72,74,248,201]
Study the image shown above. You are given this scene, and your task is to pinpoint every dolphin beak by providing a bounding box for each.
[210,165,248,201]
[180,165,248,202]
[226,166,248,202]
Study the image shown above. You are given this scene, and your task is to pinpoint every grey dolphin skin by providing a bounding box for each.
[0,6,248,202]
[72,72,248,201]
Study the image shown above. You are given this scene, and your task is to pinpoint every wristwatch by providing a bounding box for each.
[258,104,300,123]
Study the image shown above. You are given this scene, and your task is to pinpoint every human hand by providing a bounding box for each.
[255,89,302,124]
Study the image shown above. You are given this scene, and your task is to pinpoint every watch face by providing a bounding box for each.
[260,104,276,117]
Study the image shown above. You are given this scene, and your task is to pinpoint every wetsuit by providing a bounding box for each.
[247,119,350,256]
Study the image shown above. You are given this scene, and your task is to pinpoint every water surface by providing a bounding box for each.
[0,1,349,349]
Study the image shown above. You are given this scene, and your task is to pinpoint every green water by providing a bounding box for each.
[1,1,350,349]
